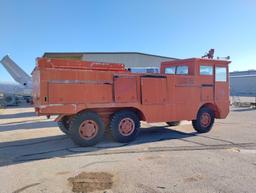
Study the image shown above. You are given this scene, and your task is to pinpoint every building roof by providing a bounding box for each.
[230,70,256,77]
[43,52,177,60]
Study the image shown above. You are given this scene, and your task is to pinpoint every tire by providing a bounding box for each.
[109,110,140,143]
[4,94,16,106]
[192,107,215,133]
[69,111,105,146]
[57,116,71,135]
[166,121,180,127]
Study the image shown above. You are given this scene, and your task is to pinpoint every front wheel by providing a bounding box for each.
[192,107,215,133]
[69,111,105,146]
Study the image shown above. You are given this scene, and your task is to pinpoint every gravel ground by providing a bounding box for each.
[0,105,255,193]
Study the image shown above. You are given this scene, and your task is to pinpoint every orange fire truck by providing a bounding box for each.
[32,56,230,146]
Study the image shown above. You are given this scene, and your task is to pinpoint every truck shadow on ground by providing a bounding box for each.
[0,111,36,119]
[0,125,198,167]
[5,104,33,109]
[0,120,56,132]
[232,108,256,112]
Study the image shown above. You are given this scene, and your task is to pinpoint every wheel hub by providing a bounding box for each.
[79,120,98,140]
[118,118,135,136]
[200,112,211,127]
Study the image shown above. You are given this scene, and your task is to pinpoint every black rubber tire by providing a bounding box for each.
[109,110,140,143]
[4,94,16,106]
[192,107,215,133]
[57,116,71,135]
[69,111,105,147]
[166,121,180,127]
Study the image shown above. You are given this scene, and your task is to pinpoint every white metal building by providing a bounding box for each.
[43,52,177,68]
[230,70,256,96]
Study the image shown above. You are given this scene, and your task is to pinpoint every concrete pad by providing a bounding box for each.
[0,106,255,193]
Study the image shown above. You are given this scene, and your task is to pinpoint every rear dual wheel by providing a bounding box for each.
[109,110,140,143]
[57,116,71,135]
[69,111,105,147]
[67,110,140,146]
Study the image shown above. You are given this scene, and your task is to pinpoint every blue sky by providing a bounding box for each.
[0,0,255,83]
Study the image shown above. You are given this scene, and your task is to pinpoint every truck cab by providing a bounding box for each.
[160,58,230,121]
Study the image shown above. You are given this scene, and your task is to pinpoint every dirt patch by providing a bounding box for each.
[68,172,113,193]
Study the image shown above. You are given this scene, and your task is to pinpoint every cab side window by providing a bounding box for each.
[215,67,227,82]
[200,65,213,75]
[176,66,188,75]
[165,66,176,74]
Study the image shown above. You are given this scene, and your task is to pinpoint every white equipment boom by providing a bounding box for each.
[0,55,32,88]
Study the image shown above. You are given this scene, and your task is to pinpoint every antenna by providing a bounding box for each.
[217,56,230,60]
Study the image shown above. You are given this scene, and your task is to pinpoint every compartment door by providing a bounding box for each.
[141,77,167,104]
[114,76,138,103]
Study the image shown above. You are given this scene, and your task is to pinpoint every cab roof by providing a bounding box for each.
[162,58,231,66]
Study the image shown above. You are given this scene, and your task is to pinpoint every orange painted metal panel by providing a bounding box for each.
[114,76,138,102]
[174,86,200,120]
[36,57,126,72]
[201,87,214,101]
[48,83,113,104]
[141,77,167,104]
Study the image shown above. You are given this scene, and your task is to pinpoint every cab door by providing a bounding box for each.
[199,65,214,102]
[174,65,199,120]
[214,65,229,118]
